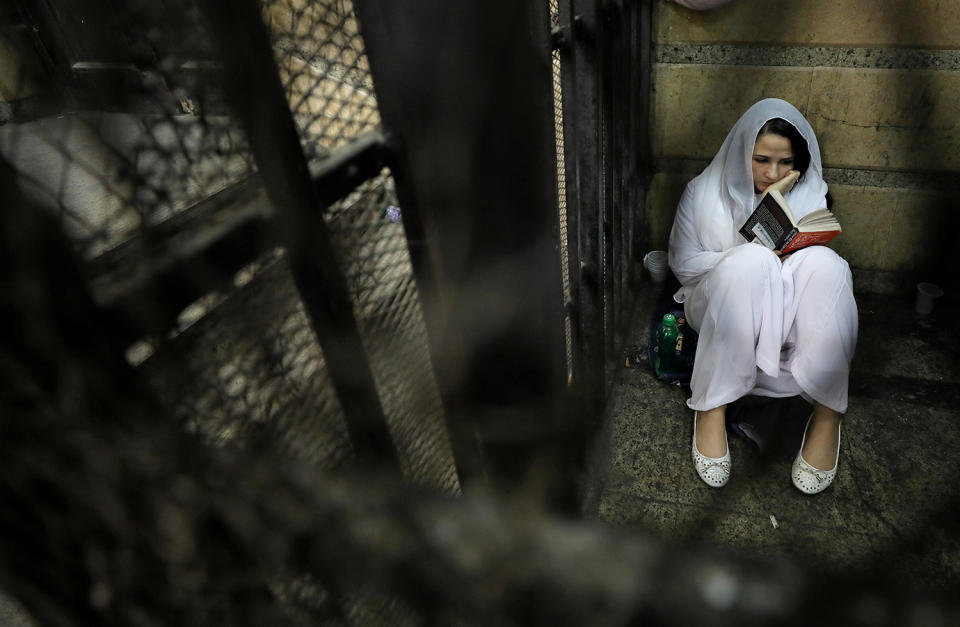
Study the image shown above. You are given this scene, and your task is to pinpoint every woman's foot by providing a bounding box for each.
[694,406,728,458]
[800,404,841,470]
[792,404,842,494]
[692,406,730,488]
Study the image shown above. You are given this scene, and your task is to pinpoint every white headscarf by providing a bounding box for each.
[668,98,828,301]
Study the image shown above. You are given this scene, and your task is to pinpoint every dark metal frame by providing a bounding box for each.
[14,0,654,506]
[353,0,652,506]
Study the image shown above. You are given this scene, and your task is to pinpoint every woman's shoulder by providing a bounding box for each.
[686,168,715,189]
[680,171,709,198]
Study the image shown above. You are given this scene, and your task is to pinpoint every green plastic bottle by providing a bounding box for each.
[654,313,680,377]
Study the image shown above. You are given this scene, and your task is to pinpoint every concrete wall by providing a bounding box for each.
[0,31,41,122]
[647,0,960,290]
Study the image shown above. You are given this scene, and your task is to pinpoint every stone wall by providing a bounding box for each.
[647,0,960,292]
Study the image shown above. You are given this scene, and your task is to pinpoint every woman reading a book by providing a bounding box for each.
[668,98,858,493]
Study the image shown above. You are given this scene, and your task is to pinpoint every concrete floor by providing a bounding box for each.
[589,277,960,597]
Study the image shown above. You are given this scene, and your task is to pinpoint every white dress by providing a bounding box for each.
[668,99,858,413]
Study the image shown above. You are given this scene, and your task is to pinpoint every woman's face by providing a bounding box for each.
[751,132,795,193]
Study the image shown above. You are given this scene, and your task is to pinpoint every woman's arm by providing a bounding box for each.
[667,182,727,286]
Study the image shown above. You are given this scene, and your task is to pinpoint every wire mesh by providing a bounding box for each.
[0,110,254,260]
[135,248,357,467]
[0,1,255,257]
[324,173,460,492]
[263,0,380,162]
[1,0,456,488]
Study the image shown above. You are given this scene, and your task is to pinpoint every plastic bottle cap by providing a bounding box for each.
[662,313,676,326]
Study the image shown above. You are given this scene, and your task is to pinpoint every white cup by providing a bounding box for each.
[915,282,944,314]
[643,250,669,284]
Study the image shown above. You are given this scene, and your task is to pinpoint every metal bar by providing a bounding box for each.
[375,132,478,489]
[196,0,399,470]
[636,0,654,179]
[596,1,615,389]
[309,133,388,205]
[604,1,624,366]
[353,4,473,483]
[570,0,605,418]
[624,1,639,277]
[86,133,389,349]
[88,175,273,343]
[635,0,654,263]
[356,0,570,506]
[614,1,634,344]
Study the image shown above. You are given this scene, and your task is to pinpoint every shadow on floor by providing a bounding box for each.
[587,273,960,597]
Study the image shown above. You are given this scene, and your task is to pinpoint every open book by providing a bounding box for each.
[738,174,841,254]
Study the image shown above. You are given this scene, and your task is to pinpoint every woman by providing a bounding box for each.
[668,98,858,493]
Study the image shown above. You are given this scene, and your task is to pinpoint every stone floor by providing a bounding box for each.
[587,278,960,597]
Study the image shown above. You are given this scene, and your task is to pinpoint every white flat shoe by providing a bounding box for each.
[791,414,841,495]
[692,411,730,488]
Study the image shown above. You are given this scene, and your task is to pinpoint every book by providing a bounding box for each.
[738,188,841,254]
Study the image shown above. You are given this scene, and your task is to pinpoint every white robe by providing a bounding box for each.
[668,99,858,413]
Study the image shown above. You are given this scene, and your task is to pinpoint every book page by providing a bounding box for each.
[797,208,840,232]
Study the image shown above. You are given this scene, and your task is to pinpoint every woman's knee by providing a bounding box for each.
[790,246,852,284]
[711,243,780,283]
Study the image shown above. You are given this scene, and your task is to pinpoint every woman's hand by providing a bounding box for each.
[762,170,801,198]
